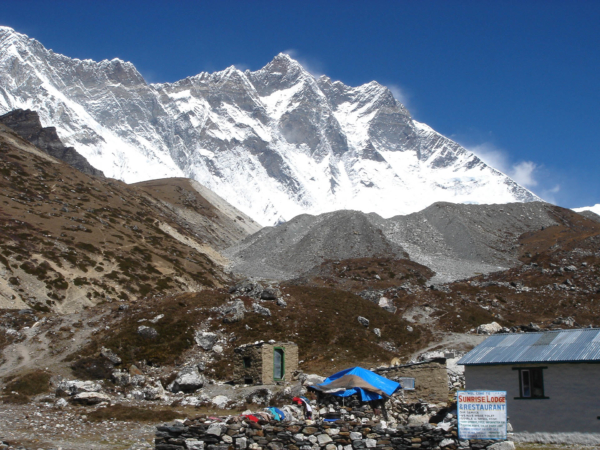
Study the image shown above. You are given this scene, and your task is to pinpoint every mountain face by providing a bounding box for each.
[0,26,540,225]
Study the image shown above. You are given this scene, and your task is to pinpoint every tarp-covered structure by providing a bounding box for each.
[311,366,401,401]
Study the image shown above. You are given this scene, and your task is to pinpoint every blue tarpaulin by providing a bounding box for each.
[311,366,401,401]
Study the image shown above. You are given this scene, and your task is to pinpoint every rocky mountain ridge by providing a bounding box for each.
[0,119,258,313]
[0,26,539,225]
[0,109,104,177]
[225,201,562,283]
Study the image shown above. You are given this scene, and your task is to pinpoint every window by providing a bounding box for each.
[244,377,253,384]
[514,367,548,399]
[243,357,252,368]
[273,348,285,380]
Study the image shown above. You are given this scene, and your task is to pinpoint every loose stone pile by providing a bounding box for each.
[155,415,511,450]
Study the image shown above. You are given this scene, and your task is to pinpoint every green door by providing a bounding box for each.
[273,348,284,380]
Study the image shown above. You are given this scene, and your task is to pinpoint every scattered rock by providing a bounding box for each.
[373,328,381,337]
[195,331,218,350]
[137,325,158,339]
[56,380,102,396]
[168,366,205,393]
[357,316,369,327]
[211,395,230,408]
[143,380,165,400]
[100,346,122,365]
[476,322,502,335]
[261,287,282,300]
[253,303,271,316]
[222,300,246,323]
[71,392,110,405]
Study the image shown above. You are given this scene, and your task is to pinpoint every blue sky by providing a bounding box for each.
[3,0,599,208]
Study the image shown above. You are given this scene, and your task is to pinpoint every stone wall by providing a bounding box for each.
[233,346,264,385]
[376,360,449,403]
[155,416,512,450]
[261,343,298,385]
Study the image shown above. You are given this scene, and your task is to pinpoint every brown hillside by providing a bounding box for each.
[0,123,250,312]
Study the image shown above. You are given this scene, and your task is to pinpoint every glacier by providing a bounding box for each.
[0,26,540,225]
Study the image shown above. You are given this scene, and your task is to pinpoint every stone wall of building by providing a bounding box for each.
[376,360,449,403]
[261,343,298,385]
[233,345,265,385]
[155,416,512,450]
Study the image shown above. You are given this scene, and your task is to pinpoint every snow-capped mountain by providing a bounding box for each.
[0,26,540,225]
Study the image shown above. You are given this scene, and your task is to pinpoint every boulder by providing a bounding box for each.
[71,392,110,405]
[373,328,381,337]
[56,380,101,396]
[476,322,502,335]
[168,366,205,393]
[112,370,131,386]
[143,380,165,400]
[252,303,271,316]
[222,300,246,323]
[301,373,325,386]
[261,287,282,300]
[195,331,218,351]
[357,316,369,327]
[407,414,431,426]
[137,325,158,339]
[211,395,230,408]
[100,347,122,365]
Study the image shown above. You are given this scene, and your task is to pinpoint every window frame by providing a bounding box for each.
[512,366,549,400]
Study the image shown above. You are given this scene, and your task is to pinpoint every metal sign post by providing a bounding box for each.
[457,390,507,440]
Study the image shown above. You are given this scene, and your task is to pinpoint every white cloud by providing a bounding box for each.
[468,142,539,189]
[282,49,324,77]
[511,161,538,187]
[387,84,411,108]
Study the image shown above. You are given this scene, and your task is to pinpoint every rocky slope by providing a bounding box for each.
[0,109,104,177]
[0,26,539,225]
[225,202,563,282]
[0,119,257,313]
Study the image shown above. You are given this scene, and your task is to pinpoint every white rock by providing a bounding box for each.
[211,395,230,408]
[185,439,205,450]
[55,398,68,408]
[325,428,339,436]
[440,439,455,447]
[477,322,502,335]
[488,443,515,450]
[195,331,218,350]
[365,439,377,448]
[71,392,110,405]
[407,414,430,426]
[222,435,233,444]
[206,423,224,436]
[236,437,247,449]
[317,434,332,445]
[349,432,362,440]
[57,380,101,396]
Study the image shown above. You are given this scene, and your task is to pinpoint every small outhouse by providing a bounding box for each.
[233,341,298,385]
[459,328,600,445]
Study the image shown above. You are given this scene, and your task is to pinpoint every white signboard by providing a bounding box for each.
[457,390,507,440]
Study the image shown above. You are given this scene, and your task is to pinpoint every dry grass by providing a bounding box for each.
[1,369,52,403]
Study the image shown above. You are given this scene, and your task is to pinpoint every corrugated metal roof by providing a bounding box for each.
[458,328,600,365]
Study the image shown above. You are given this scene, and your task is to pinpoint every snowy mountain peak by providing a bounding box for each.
[0,27,541,225]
